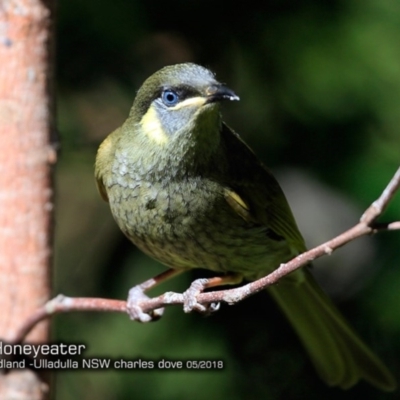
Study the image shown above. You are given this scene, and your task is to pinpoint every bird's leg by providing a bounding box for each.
[183,274,243,314]
[127,268,183,322]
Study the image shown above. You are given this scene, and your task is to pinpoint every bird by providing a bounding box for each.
[95,62,396,391]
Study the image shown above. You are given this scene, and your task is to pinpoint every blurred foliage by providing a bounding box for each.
[55,0,400,399]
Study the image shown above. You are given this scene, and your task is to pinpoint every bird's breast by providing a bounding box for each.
[105,169,291,278]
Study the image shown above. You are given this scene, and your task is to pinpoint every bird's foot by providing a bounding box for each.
[127,286,164,322]
[126,269,182,322]
[183,278,221,316]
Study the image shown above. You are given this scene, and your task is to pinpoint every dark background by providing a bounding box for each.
[54,1,400,399]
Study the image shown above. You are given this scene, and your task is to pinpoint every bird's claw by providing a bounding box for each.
[183,278,221,315]
[204,302,221,316]
[127,286,164,322]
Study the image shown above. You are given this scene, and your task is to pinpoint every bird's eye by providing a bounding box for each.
[161,90,179,106]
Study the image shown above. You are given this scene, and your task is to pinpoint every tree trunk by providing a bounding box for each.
[0,0,55,398]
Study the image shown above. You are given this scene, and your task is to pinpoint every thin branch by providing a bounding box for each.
[10,296,126,343]
[8,167,400,344]
[361,166,400,223]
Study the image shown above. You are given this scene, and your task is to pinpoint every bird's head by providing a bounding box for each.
[126,63,239,149]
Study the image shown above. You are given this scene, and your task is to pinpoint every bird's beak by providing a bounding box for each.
[205,84,240,104]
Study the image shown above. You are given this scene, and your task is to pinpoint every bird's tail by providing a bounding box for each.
[267,270,396,391]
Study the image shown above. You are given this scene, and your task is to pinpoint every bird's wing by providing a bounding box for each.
[219,123,306,253]
[94,128,121,203]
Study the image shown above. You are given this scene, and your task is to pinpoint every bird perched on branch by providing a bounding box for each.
[95,62,395,391]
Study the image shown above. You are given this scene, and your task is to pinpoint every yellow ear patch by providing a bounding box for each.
[140,97,208,144]
[140,105,169,144]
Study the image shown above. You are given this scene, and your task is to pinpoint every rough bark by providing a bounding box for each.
[0,0,55,398]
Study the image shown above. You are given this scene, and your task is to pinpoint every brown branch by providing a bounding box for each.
[361,166,400,223]
[10,296,126,343]
[8,167,400,344]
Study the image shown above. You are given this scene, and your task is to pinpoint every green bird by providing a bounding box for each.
[95,62,395,391]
